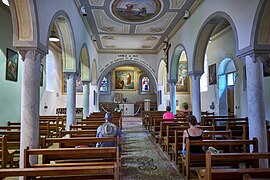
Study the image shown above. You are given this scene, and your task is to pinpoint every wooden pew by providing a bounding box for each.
[200,115,235,126]
[0,165,118,179]
[40,136,120,148]
[182,138,258,180]
[24,146,120,179]
[59,129,97,138]
[171,130,232,165]
[0,135,15,168]
[197,152,270,180]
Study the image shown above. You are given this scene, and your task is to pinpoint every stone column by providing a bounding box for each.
[19,50,43,167]
[245,54,268,167]
[65,72,76,130]
[169,81,177,115]
[82,81,90,119]
[190,72,202,123]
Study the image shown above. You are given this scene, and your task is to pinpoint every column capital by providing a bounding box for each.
[18,48,46,61]
[249,52,270,63]
[64,72,77,79]
[167,79,177,85]
[188,70,203,80]
[82,81,90,85]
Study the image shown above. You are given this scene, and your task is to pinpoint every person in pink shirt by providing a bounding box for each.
[163,106,175,122]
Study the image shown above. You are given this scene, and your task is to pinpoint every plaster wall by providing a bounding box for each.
[0,5,22,125]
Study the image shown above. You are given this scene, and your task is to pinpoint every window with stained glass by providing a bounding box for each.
[141,76,150,92]
[100,76,108,92]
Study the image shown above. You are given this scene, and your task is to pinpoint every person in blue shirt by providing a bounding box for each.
[96,112,121,147]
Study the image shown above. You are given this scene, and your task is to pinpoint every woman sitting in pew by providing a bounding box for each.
[163,106,175,123]
[182,115,205,155]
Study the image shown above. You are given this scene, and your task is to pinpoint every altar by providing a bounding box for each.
[119,103,134,116]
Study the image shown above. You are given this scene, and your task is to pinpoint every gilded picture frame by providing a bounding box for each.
[6,48,19,82]
[114,70,135,90]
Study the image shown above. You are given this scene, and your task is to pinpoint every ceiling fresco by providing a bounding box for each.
[77,0,199,53]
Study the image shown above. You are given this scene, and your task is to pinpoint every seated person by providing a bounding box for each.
[96,112,121,147]
[182,115,204,156]
[163,106,175,122]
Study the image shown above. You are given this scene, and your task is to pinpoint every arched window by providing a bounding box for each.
[100,76,108,92]
[200,54,208,92]
[46,50,55,92]
[142,76,150,92]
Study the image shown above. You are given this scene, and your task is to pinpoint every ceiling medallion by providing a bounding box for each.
[112,0,161,23]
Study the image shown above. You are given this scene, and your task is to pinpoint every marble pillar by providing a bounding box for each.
[169,82,176,115]
[190,73,202,122]
[66,72,76,130]
[82,81,90,119]
[19,50,42,167]
[246,54,267,167]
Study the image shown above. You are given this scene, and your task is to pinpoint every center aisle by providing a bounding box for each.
[120,117,184,180]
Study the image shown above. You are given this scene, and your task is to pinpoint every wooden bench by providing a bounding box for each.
[171,130,232,165]
[40,136,120,148]
[0,135,15,168]
[197,152,270,180]
[182,138,259,179]
[24,146,120,179]
[59,129,97,138]
[0,165,118,179]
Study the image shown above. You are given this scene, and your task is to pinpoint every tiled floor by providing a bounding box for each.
[120,117,184,180]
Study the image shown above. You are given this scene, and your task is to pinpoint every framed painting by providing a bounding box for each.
[114,70,135,90]
[209,64,217,85]
[62,73,83,94]
[112,0,161,23]
[40,64,44,86]
[263,59,270,77]
[176,61,190,93]
[5,48,19,82]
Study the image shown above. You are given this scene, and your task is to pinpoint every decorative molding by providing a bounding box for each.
[135,12,177,34]
[92,9,129,33]
[88,0,105,6]
[169,0,187,9]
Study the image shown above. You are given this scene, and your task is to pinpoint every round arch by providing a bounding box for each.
[170,44,186,82]
[157,59,166,85]
[192,12,239,72]
[98,59,158,92]
[47,11,76,73]
[251,0,270,49]
[91,59,97,85]
[79,44,90,81]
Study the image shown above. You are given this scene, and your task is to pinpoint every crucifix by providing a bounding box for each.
[163,36,171,73]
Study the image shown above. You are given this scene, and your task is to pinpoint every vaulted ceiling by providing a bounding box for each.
[77,0,200,54]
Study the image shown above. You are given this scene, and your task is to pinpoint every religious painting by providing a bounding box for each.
[141,76,150,92]
[114,70,135,90]
[209,64,217,85]
[176,61,189,93]
[263,59,270,77]
[62,73,83,94]
[40,64,44,86]
[5,48,19,82]
[112,0,161,22]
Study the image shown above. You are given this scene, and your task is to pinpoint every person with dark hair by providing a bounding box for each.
[96,112,121,147]
[163,106,175,122]
[182,115,204,155]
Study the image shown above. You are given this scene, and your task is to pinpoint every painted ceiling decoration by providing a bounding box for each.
[78,0,198,53]
[111,0,161,23]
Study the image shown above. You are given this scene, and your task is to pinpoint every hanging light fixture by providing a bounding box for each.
[49,25,60,42]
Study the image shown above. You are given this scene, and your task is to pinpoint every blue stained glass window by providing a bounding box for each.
[100,76,108,92]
